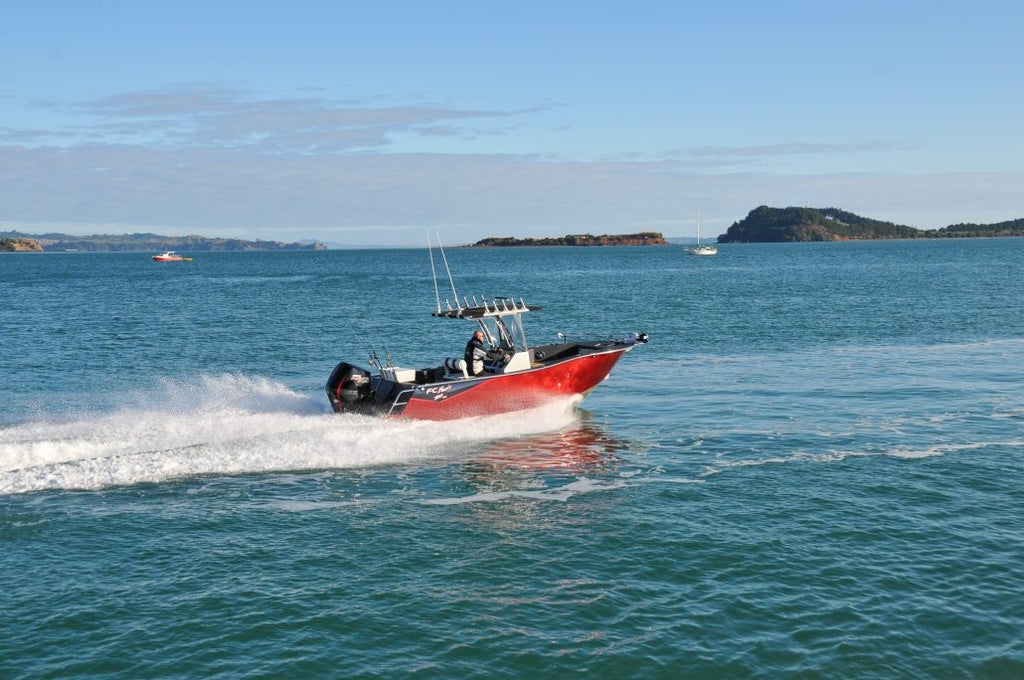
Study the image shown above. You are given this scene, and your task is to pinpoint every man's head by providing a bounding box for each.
[473,330,484,341]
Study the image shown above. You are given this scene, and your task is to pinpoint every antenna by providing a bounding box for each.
[435,228,461,310]
[427,231,442,313]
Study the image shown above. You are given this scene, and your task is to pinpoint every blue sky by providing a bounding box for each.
[2,0,1021,245]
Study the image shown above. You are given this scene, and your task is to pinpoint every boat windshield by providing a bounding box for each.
[479,313,528,352]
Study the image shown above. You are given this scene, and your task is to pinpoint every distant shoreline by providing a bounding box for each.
[0,232,326,253]
[7,203,1024,251]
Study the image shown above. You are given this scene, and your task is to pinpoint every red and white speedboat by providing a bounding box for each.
[326,296,647,420]
[326,237,647,420]
[152,251,192,262]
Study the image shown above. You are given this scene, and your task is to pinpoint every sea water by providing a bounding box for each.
[1,241,1022,677]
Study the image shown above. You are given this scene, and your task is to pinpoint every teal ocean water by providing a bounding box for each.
[2,240,1022,677]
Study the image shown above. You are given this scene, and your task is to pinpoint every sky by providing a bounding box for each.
[1,0,1022,246]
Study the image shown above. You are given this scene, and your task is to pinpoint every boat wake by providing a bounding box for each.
[0,374,581,495]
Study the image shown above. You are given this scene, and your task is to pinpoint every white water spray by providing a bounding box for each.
[0,374,581,495]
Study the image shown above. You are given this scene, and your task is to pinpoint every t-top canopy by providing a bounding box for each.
[432,295,541,319]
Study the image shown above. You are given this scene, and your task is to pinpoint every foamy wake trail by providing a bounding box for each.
[0,374,580,495]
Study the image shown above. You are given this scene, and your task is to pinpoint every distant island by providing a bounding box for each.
[718,206,1024,243]
[468,231,667,247]
[0,231,326,253]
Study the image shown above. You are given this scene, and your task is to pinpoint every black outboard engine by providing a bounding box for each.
[326,362,372,413]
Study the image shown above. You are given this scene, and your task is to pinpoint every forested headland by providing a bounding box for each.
[718,207,1024,243]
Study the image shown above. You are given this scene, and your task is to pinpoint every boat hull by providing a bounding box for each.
[403,347,627,420]
[327,346,631,421]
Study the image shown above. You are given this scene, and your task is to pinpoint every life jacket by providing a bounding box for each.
[464,337,485,375]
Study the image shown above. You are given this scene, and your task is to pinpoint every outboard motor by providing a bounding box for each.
[326,362,372,413]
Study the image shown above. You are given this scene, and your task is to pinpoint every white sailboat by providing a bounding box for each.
[687,212,718,255]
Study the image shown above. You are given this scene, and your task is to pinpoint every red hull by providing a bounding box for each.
[400,347,628,420]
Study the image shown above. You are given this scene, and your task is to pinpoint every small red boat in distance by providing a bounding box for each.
[152,251,192,262]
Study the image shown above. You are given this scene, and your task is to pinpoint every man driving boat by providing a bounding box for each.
[464,329,508,376]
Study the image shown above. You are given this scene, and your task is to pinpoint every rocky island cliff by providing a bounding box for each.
[0,238,44,252]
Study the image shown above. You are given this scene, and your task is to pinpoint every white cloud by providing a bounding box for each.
[684,141,900,158]
[1,88,1021,244]
[16,87,524,153]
